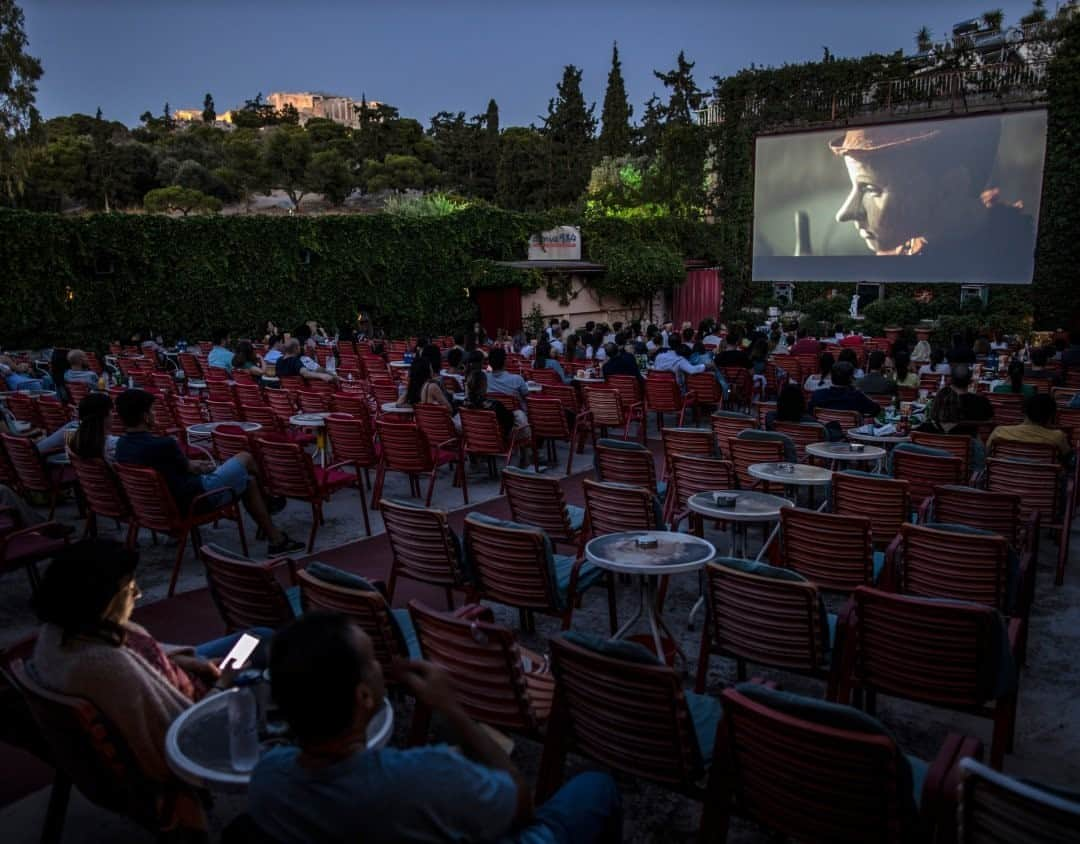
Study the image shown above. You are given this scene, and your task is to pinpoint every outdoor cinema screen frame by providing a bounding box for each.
[751,109,1048,285]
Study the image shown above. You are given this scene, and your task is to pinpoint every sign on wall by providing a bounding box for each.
[528,226,581,261]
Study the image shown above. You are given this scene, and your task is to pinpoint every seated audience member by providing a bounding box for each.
[207,328,233,373]
[993,359,1035,398]
[765,384,817,429]
[584,333,606,362]
[64,350,100,389]
[918,347,950,376]
[1024,347,1059,386]
[789,327,821,356]
[915,383,979,438]
[946,333,975,365]
[856,351,893,395]
[838,326,864,348]
[986,393,1071,460]
[31,541,273,834]
[892,351,918,390]
[250,613,620,844]
[463,370,534,467]
[0,354,47,391]
[231,340,264,377]
[66,392,119,462]
[262,335,284,366]
[807,361,881,417]
[534,339,571,385]
[488,348,529,403]
[652,343,705,389]
[398,358,438,408]
[274,339,337,384]
[601,338,644,383]
[444,346,466,377]
[950,364,994,423]
[549,328,565,356]
[803,352,834,392]
[715,332,751,368]
[114,389,302,555]
[836,348,864,379]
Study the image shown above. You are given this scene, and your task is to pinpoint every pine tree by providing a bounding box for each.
[598,42,632,159]
[484,98,499,137]
[653,50,701,125]
[637,94,665,158]
[202,93,216,124]
[542,65,597,206]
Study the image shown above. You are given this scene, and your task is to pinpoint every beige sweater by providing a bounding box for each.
[32,622,191,783]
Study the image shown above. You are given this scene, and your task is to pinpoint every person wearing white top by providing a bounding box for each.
[653,346,705,390]
[549,334,564,356]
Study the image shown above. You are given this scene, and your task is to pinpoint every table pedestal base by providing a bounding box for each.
[613,575,685,664]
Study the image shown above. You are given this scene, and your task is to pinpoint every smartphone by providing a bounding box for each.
[220,633,261,671]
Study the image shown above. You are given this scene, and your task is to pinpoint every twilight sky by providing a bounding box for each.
[24,0,1040,128]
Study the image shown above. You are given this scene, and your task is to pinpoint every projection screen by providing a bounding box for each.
[751,109,1047,285]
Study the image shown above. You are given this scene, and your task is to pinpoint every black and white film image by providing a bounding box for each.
[752,109,1047,285]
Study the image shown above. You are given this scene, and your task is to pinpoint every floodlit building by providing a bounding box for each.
[265,91,384,128]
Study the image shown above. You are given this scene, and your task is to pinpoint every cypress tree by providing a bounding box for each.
[542,64,597,206]
[598,42,632,158]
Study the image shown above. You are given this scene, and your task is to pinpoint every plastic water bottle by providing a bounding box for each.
[228,675,260,772]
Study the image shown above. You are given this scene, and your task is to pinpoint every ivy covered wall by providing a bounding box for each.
[0,207,722,348]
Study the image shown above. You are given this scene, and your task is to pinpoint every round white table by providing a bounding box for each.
[572,376,605,385]
[186,421,261,439]
[289,413,331,466]
[389,361,411,369]
[380,402,415,416]
[806,441,887,471]
[585,531,715,662]
[166,691,394,791]
[847,429,911,447]
[749,461,833,507]
[526,383,544,393]
[687,491,793,558]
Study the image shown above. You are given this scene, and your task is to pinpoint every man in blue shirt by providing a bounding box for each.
[207,328,233,374]
[487,347,528,402]
[113,389,302,556]
[250,613,620,844]
[808,361,882,417]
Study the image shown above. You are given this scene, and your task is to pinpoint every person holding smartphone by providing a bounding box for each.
[250,613,621,843]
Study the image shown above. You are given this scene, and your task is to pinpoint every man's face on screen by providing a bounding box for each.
[835,153,938,255]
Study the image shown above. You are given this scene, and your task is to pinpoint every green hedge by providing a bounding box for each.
[0,207,721,348]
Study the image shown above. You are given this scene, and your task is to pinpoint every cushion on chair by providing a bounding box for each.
[561,630,659,665]
[553,554,604,603]
[924,523,1021,613]
[566,504,585,533]
[304,561,378,593]
[285,585,302,618]
[886,441,951,475]
[737,428,798,464]
[872,550,886,583]
[315,466,357,490]
[391,608,422,659]
[686,690,723,766]
[735,682,921,817]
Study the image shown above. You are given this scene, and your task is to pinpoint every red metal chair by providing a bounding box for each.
[986,393,1025,425]
[536,633,715,806]
[329,391,368,416]
[923,485,1034,556]
[68,455,132,538]
[721,366,753,411]
[114,462,248,597]
[37,397,71,434]
[458,407,535,481]
[702,683,983,843]
[210,423,256,467]
[205,398,239,423]
[65,380,91,408]
[911,430,975,479]
[199,543,299,631]
[265,389,298,427]
[380,498,468,609]
[832,471,910,550]
[780,506,877,592]
[412,404,468,504]
[5,392,41,428]
[298,568,415,676]
[660,426,714,481]
[988,438,1059,464]
[526,395,585,475]
[407,601,553,742]
[233,380,263,406]
[985,457,1072,586]
[526,367,562,386]
[2,658,203,843]
[464,512,616,633]
[582,387,637,443]
[812,406,864,431]
[832,587,1019,769]
[370,380,401,412]
[501,465,583,549]
[891,446,964,512]
[579,479,664,557]
[710,411,756,458]
[256,435,371,552]
[666,454,736,531]
[372,420,458,508]
[297,390,331,414]
[686,371,724,418]
[772,421,827,462]
[324,411,379,505]
[171,396,206,429]
[0,506,69,593]
[726,436,785,492]
[240,402,315,447]
[0,433,79,520]
[645,371,695,429]
[958,758,1080,843]
[605,374,646,439]
[694,558,836,692]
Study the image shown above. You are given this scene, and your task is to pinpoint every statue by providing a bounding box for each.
[849,293,860,319]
